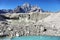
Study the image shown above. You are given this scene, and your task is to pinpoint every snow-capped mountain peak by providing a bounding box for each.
[0,3,44,13]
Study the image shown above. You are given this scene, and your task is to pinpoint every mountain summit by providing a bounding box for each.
[0,3,44,13]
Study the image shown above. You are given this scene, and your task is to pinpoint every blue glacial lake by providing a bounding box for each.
[11,36,60,40]
[0,36,60,40]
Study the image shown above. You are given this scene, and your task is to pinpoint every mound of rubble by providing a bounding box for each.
[0,12,60,37]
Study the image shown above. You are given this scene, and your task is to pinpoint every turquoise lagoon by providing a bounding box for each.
[0,36,60,40]
[11,36,60,40]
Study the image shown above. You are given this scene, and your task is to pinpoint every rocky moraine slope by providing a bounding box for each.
[0,3,60,37]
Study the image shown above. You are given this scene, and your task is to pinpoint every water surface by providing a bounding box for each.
[12,36,60,40]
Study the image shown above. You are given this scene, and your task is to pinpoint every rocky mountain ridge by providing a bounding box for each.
[0,3,44,13]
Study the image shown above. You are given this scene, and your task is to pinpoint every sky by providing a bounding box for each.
[0,0,60,12]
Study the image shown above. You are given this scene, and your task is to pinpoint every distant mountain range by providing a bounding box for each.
[0,3,44,13]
